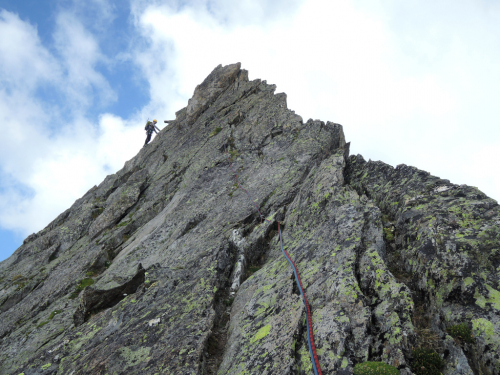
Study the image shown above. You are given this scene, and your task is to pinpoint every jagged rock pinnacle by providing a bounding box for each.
[0,63,498,375]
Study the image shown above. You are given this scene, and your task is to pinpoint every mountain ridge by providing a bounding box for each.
[0,63,499,375]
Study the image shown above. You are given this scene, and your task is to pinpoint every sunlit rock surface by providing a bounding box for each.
[0,63,498,375]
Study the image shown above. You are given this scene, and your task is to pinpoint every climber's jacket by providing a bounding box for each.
[146,123,160,135]
[144,120,161,146]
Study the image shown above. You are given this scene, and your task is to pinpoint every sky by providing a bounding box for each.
[0,0,499,262]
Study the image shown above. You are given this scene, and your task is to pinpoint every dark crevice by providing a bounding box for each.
[292,314,307,374]
[367,310,381,361]
[203,287,232,375]
[239,213,259,237]
[48,243,61,262]
[297,165,313,187]
[179,214,207,239]
[291,273,300,296]
[355,211,371,293]
[243,224,277,282]
[259,190,276,215]
[203,241,237,375]
[35,330,65,352]
[203,219,280,373]
[73,264,145,326]
[259,133,272,149]
[270,129,283,138]
[357,211,384,364]
[97,186,120,204]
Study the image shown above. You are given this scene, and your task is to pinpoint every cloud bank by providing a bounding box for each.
[129,0,499,198]
[0,0,498,257]
[0,8,142,237]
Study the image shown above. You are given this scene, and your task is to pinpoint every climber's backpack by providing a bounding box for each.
[144,120,152,130]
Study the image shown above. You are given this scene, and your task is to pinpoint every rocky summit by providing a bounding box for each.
[0,63,499,375]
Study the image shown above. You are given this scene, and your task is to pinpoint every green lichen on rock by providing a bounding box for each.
[1,63,499,375]
[209,126,222,137]
[251,324,271,344]
[354,361,399,375]
[69,277,95,299]
[383,227,394,242]
[472,318,494,340]
[36,320,49,328]
[41,363,51,370]
[119,346,151,368]
[346,153,500,375]
[48,309,63,320]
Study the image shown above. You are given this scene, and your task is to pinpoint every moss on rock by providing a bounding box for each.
[354,361,399,375]
[411,348,445,375]
[447,323,474,343]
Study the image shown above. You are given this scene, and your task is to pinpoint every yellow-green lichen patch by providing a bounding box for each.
[295,340,313,373]
[472,318,494,340]
[250,324,271,344]
[464,277,475,288]
[67,326,100,353]
[485,285,500,310]
[119,346,152,368]
[474,285,500,310]
[341,357,349,369]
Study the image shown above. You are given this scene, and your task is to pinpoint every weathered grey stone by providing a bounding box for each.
[346,154,500,375]
[88,168,148,238]
[0,63,497,375]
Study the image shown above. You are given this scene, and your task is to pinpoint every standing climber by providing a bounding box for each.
[144,119,161,146]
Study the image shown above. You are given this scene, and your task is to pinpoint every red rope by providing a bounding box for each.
[223,138,322,375]
[279,222,322,375]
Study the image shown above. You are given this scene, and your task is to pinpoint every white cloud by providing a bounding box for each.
[129,0,307,121]
[0,10,58,178]
[130,0,499,200]
[0,10,61,90]
[1,0,499,244]
[0,113,143,234]
[53,12,116,110]
[0,10,142,235]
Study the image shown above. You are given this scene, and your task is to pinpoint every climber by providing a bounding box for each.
[144,119,161,146]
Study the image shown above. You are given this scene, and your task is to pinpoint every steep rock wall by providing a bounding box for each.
[346,155,500,375]
[0,63,498,375]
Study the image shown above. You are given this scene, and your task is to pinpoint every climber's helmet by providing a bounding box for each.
[153,119,157,123]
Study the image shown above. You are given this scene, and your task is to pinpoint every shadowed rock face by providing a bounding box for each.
[0,63,498,375]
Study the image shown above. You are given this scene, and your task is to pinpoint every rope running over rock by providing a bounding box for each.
[223,138,322,375]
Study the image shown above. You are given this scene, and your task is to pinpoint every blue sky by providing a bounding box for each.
[0,0,152,260]
[1,0,499,262]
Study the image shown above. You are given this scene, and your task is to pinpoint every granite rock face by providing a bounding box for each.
[345,156,500,375]
[0,63,498,375]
